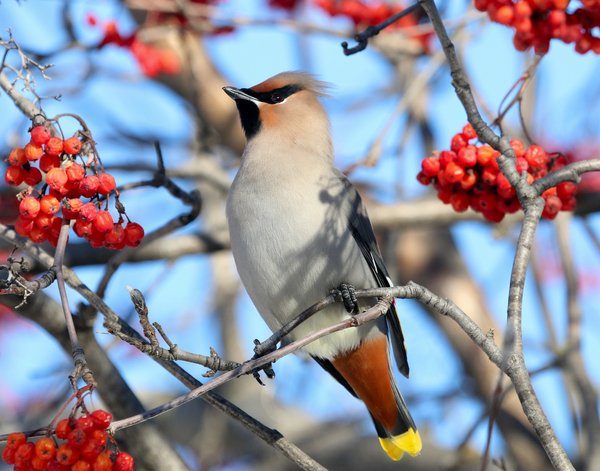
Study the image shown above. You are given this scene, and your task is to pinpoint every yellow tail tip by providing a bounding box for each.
[378,428,422,461]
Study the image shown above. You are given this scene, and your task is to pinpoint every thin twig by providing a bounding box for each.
[53,219,95,388]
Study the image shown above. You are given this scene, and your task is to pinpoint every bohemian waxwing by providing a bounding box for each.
[224,71,421,460]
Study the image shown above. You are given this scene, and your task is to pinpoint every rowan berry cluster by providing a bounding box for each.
[417,124,577,222]
[4,121,144,249]
[88,16,181,77]
[1,409,133,471]
[475,0,600,54]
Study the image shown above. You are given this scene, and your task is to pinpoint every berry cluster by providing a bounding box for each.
[475,0,600,55]
[1,410,133,471]
[417,124,577,222]
[315,0,431,50]
[89,17,181,77]
[4,121,144,249]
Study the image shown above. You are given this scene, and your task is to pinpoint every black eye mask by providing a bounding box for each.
[240,84,302,105]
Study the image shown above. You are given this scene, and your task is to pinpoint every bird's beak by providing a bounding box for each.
[223,86,256,102]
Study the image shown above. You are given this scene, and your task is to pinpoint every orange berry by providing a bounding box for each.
[34,437,56,461]
[63,136,82,155]
[74,460,92,471]
[24,143,44,161]
[39,153,61,172]
[40,194,61,215]
[20,196,41,219]
[62,198,84,219]
[65,163,85,183]
[56,443,79,466]
[4,165,25,186]
[45,137,64,156]
[97,173,116,195]
[79,175,100,198]
[7,147,27,166]
[46,168,69,192]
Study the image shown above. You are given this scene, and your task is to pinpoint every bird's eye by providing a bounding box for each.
[271,93,283,103]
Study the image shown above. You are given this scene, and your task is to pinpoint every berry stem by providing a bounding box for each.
[53,218,96,389]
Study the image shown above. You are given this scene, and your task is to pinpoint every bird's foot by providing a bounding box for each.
[331,282,359,314]
[251,338,276,385]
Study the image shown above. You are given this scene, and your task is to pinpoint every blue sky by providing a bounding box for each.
[1,0,599,466]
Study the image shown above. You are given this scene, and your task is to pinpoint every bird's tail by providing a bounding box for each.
[371,382,422,461]
[330,336,422,461]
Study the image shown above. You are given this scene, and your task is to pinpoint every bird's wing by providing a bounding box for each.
[337,172,410,378]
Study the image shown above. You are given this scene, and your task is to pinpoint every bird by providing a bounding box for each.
[223,71,421,461]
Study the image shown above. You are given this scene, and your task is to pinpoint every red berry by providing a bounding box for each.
[524,145,548,169]
[65,163,85,183]
[105,223,125,248]
[56,443,79,466]
[542,194,562,219]
[20,196,41,219]
[74,460,92,471]
[74,219,94,238]
[93,211,113,233]
[46,168,69,192]
[24,166,43,186]
[68,429,88,449]
[45,137,64,156]
[461,123,477,140]
[481,166,498,186]
[34,437,56,461]
[124,222,144,247]
[477,145,497,166]
[557,181,577,200]
[80,203,98,222]
[90,410,113,430]
[114,451,134,471]
[34,213,53,230]
[416,170,431,186]
[29,226,47,243]
[460,171,477,191]
[421,156,440,177]
[24,143,44,161]
[2,445,17,464]
[30,126,52,146]
[445,162,465,183]
[14,216,35,236]
[39,153,62,172]
[5,165,25,186]
[7,147,27,166]
[15,441,35,462]
[439,150,457,168]
[457,145,477,167]
[450,192,469,212]
[450,133,468,152]
[61,198,83,219]
[64,136,83,155]
[7,433,27,449]
[79,175,100,198]
[483,209,505,223]
[31,454,50,470]
[54,419,73,440]
[93,451,114,471]
[97,173,116,195]
[492,5,515,25]
[40,194,61,215]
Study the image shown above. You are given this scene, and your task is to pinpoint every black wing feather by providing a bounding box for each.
[339,174,410,378]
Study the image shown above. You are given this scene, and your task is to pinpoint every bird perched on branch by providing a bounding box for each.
[223,71,421,460]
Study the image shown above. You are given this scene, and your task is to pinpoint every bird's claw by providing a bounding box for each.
[332,282,359,314]
[251,338,276,385]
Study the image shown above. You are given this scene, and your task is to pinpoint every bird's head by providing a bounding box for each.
[223,72,331,144]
